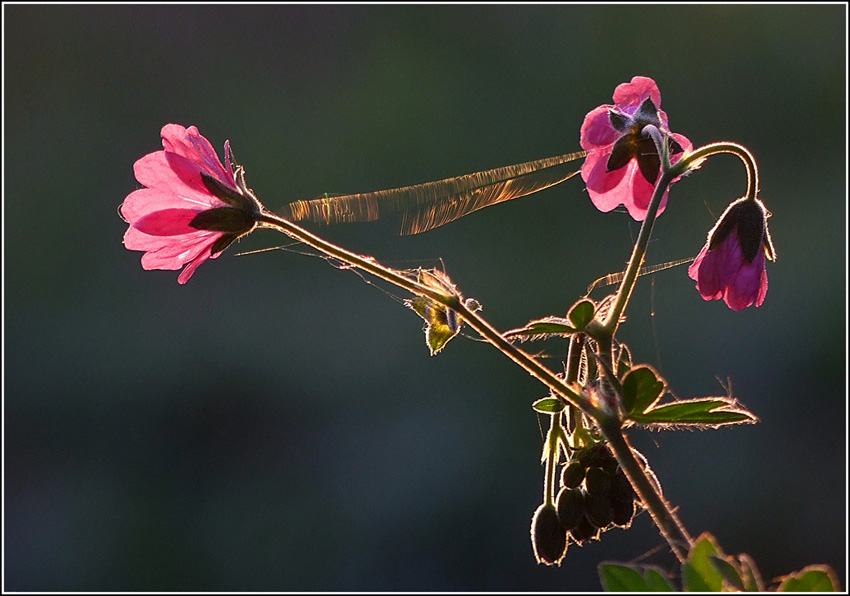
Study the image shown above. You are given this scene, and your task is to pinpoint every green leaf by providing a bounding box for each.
[709,555,745,591]
[599,563,649,591]
[599,563,675,592]
[736,554,764,591]
[621,366,664,415]
[777,565,839,592]
[567,299,595,330]
[532,397,566,413]
[682,563,713,592]
[643,567,676,591]
[682,533,724,592]
[504,316,576,342]
[628,397,757,427]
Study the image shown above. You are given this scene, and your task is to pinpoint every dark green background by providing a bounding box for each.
[4,4,846,591]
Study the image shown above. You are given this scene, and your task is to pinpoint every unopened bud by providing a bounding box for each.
[530,503,567,566]
[560,461,585,489]
[556,487,585,531]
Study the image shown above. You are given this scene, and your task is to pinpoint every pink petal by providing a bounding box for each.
[692,244,724,300]
[580,105,619,150]
[612,76,662,109]
[124,225,204,254]
[139,233,218,270]
[133,208,201,236]
[160,124,231,185]
[132,152,229,209]
[582,149,628,212]
[623,164,668,219]
[177,246,213,284]
[120,186,219,223]
[725,250,767,310]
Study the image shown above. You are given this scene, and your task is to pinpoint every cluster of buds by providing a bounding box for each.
[531,442,644,566]
[556,443,638,541]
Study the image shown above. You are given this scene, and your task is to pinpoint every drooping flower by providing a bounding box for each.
[121,124,262,284]
[688,197,776,311]
[580,76,692,220]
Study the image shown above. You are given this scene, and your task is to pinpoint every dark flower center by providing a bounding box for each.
[606,98,683,185]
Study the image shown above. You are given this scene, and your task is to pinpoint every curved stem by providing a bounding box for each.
[673,141,759,201]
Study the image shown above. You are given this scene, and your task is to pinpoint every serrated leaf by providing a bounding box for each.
[736,553,764,591]
[504,316,576,342]
[777,565,839,592]
[568,299,595,330]
[621,366,665,415]
[599,563,650,591]
[628,397,757,427]
[532,397,566,413]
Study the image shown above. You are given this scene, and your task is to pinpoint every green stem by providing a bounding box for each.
[599,169,674,335]
[671,141,758,201]
[599,140,758,336]
[543,414,562,507]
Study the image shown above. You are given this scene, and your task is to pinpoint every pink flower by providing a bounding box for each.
[580,76,692,220]
[688,197,776,311]
[121,124,262,284]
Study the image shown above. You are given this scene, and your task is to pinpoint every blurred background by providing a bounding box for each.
[4,4,846,591]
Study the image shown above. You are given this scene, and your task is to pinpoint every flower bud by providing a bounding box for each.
[570,516,600,544]
[530,503,568,566]
[556,487,586,531]
[688,196,776,311]
[584,467,612,499]
[611,466,636,500]
[585,492,615,529]
[612,496,636,527]
[560,461,585,489]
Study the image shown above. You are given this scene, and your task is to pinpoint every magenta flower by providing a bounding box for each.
[580,76,692,220]
[121,124,262,284]
[688,197,776,311]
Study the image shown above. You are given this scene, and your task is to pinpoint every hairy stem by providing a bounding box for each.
[672,141,758,201]
[597,416,693,562]
[600,169,674,335]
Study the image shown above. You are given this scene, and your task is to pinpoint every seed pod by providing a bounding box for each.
[560,461,585,489]
[569,515,599,544]
[556,486,585,531]
[578,443,606,469]
[584,467,612,499]
[611,466,635,500]
[600,449,619,475]
[612,496,636,527]
[585,492,615,528]
[530,503,567,566]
